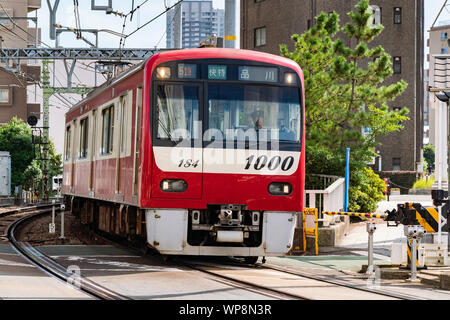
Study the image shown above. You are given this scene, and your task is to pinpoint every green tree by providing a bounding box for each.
[0,117,34,191]
[0,117,62,195]
[281,0,409,211]
[423,144,435,173]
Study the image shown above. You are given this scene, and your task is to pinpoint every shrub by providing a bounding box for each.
[413,176,434,190]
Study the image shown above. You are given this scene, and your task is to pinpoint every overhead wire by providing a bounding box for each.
[125,0,183,39]
[155,0,180,48]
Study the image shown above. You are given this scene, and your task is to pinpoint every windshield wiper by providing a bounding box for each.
[157,118,179,145]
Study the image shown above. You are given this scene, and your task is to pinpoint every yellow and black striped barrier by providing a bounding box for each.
[406,239,425,268]
[322,211,388,219]
[408,203,446,233]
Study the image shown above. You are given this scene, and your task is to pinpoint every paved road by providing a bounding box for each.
[0,244,91,299]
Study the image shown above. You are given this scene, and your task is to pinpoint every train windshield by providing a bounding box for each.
[207,84,301,143]
[156,84,200,141]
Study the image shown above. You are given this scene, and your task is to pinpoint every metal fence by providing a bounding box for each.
[304,174,345,224]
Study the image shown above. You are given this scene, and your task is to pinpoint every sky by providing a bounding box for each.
[27,0,448,154]
[37,0,226,49]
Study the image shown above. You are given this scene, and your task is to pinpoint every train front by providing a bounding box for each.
[141,49,305,259]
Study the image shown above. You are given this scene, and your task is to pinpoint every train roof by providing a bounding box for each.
[66,48,302,114]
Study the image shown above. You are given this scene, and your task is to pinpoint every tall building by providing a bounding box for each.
[166,0,224,49]
[427,21,450,148]
[0,0,41,125]
[241,0,424,179]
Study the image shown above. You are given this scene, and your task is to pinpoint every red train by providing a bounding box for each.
[63,48,305,262]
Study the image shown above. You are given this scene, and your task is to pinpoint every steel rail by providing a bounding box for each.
[257,263,425,300]
[175,259,309,300]
[7,207,131,300]
[216,258,424,300]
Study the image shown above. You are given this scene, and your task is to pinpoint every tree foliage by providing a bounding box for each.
[0,117,62,196]
[423,144,435,173]
[281,0,409,211]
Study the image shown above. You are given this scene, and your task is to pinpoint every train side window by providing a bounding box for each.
[65,125,71,161]
[79,117,89,158]
[101,105,115,154]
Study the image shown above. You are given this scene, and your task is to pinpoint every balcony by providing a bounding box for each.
[27,0,41,12]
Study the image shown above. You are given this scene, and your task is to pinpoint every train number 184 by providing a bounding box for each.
[245,155,294,171]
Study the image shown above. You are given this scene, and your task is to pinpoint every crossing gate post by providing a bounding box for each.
[404,225,425,282]
[303,208,319,255]
[366,222,376,274]
[49,199,56,234]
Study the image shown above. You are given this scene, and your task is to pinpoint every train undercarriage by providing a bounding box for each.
[66,196,297,260]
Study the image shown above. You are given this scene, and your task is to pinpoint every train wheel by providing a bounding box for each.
[244,256,258,264]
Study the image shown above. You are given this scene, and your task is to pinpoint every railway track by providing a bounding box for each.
[1,205,435,300]
[175,257,427,300]
[2,204,129,300]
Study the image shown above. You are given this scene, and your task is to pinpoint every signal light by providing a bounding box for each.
[268,182,292,196]
[160,179,187,193]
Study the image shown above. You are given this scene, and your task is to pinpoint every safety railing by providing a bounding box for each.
[304,174,345,226]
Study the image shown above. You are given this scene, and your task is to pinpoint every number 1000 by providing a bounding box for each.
[245,155,294,171]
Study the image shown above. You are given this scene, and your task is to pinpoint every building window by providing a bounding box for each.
[65,126,71,161]
[442,32,448,41]
[79,117,89,158]
[393,56,401,74]
[101,105,114,154]
[392,158,401,171]
[442,47,448,54]
[394,7,402,24]
[369,5,382,26]
[0,88,9,103]
[254,27,266,47]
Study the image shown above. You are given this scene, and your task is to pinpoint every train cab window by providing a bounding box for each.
[207,84,301,147]
[65,125,71,161]
[101,105,115,154]
[155,84,199,142]
[79,117,89,158]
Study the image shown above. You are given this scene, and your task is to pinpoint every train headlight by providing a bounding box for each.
[156,67,171,79]
[160,179,187,193]
[268,182,292,196]
[284,73,297,85]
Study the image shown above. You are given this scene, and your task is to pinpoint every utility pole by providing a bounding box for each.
[41,60,93,201]
[225,0,237,48]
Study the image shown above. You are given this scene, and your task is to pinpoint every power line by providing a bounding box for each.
[0,3,53,48]
[155,1,180,47]
[125,0,183,39]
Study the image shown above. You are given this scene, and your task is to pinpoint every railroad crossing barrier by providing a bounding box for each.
[322,211,388,219]
[303,208,319,255]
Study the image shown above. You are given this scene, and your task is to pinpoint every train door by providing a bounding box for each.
[132,86,142,199]
[89,110,96,194]
[150,82,203,200]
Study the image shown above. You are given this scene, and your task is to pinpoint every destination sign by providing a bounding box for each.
[208,65,227,80]
[239,66,278,83]
[178,64,197,79]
